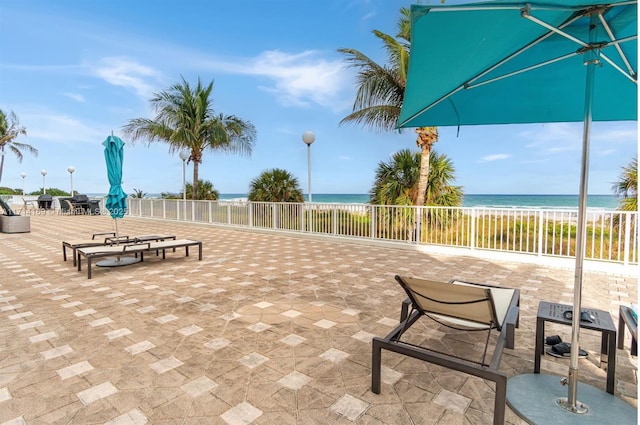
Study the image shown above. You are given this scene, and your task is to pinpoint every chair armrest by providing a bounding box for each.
[92,232,116,240]
[504,305,519,350]
[106,236,131,244]
[400,298,412,322]
[123,242,150,252]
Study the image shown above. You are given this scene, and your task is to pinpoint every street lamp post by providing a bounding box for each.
[67,166,75,197]
[302,130,315,203]
[41,169,47,194]
[20,172,26,195]
[179,150,189,220]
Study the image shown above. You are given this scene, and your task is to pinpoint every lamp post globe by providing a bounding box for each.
[41,169,47,194]
[302,130,315,146]
[301,131,315,203]
[67,166,75,196]
[20,172,26,195]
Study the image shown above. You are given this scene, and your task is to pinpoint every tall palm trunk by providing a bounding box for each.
[415,127,438,206]
[192,161,200,200]
[0,147,5,185]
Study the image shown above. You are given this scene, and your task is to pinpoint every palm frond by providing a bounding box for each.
[372,30,409,83]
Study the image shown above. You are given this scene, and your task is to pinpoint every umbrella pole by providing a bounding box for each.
[115,218,121,263]
[560,14,601,414]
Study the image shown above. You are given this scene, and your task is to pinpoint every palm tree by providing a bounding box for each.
[131,188,147,198]
[186,179,219,200]
[123,77,256,200]
[612,157,637,211]
[370,149,462,206]
[0,110,36,185]
[248,169,304,202]
[338,7,438,207]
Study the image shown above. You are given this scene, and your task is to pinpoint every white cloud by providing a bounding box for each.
[520,122,637,154]
[591,128,638,143]
[362,11,376,21]
[199,50,351,110]
[598,148,617,156]
[548,145,575,153]
[480,153,511,162]
[521,158,551,164]
[521,123,580,151]
[88,56,163,98]
[63,92,85,102]
[338,155,351,161]
[21,111,107,144]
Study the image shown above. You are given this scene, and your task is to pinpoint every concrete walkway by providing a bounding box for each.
[0,213,636,424]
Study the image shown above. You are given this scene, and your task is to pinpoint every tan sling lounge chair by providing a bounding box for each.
[62,233,176,266]
[372,275,520,425]
[76,239,202,279]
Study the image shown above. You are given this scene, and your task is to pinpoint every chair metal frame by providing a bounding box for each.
[76,238,202,279]
[372,275,520,425]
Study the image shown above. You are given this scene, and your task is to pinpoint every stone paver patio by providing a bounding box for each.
[0,213,636,424]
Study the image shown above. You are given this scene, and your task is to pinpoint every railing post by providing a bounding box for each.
[470,208,476,250]
[301,204,306,232]
[537,210,545,257]
[333,206,337,235]
[191,201,195,222]
[416,206,421,245]
[227,204,231,225]
[209,201,213,223]
[248,202,253,228]
[623,211,631,265]
[272,203,277,230]
[162,199,166,219]
[370,205,376,239]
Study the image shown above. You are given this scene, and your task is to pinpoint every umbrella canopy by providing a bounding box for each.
[399,0,636,420]
[102,135,127,219]
[399,0,637,128]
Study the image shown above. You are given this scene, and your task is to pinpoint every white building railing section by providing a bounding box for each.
[126,198,638,266]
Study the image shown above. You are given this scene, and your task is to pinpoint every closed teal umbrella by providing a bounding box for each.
[399,1,636,423]
[102,135,127,219]
[98,134,139,267]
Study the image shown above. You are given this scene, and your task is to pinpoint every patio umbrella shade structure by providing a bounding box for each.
[398,1,637,423]
[99,134,139,267]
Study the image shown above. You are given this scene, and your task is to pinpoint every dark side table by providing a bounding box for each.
[534,301,616,395]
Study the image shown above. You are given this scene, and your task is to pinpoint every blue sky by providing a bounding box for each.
[0,0,637,196]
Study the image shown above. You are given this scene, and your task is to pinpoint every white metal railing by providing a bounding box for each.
[126,198,638,265]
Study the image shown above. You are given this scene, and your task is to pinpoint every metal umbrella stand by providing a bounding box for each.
[97,134,140,267]
[398,1,637,423]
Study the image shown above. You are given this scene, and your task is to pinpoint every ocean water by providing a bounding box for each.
[219,193,620,210]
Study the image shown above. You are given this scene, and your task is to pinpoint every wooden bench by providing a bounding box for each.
[618,305,637,356]
[76,239,202,279]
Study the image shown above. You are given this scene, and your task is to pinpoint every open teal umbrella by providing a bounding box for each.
[399,1,636,423]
